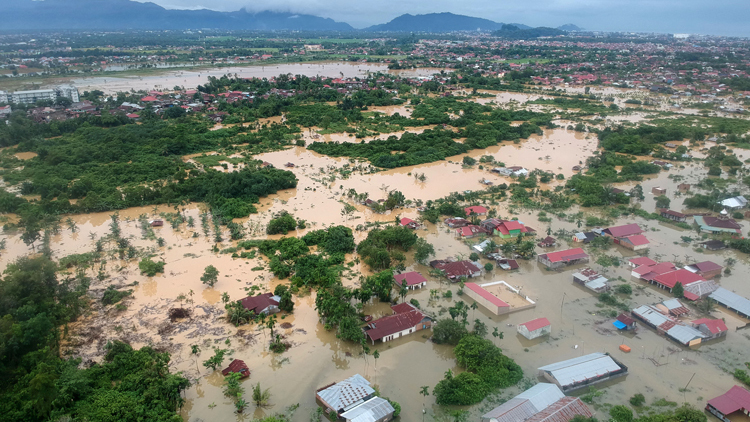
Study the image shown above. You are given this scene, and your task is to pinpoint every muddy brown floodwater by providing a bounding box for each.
[68,62,448,95]
[2,81,749,422]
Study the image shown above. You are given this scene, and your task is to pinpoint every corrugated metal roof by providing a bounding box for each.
[538,353,621,387]
[584,276,609,291]
[662,298,683,310]
[516,383,565,412]
[340,397,395,422]
[632,305,671,327]
[710,287,750,317]
[666,325,705,344]
[317,374,374,412]
[482,384,564,422]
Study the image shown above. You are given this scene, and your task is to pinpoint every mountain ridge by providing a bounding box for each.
[4,0,578,33]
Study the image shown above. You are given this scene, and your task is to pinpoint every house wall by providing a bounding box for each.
[464,288,509,316]
[706,406,732,422]
[699,269,722,279]
[518,325,550,339]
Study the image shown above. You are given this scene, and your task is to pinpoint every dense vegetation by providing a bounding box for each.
[433,335,523,405]
[0,256,189,421]
[357,225,418,270]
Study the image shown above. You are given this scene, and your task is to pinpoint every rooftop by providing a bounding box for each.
[339,397,395,422]
[538,353,624,388]
[394,271,427,286]
[317,374,374,413]
[540,248,588,263]
[708,385,750,416]
[520,317,551,332]
[465,282,510,308]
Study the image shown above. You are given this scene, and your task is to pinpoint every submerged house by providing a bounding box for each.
[537,353,628,393]
[431,260,482,280]
[706,385,750,422]
[517,317,551,340]
[481,218,535,239]
[619,234,650,251]
[694,212,742,234]
[603,223,643,240]
[340,396,395,422]
[363,303,432,344]
[685,261,723,279]
[394,272,427,290]
[239,293,280,315]
[660,209,687,222]
[538,248,589,269]
[481,383,593,422]
[692,318,728,340]
[572,268,610,293]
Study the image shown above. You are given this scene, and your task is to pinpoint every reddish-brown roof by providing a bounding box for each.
[702,217,742,230]
[526,397,593,422]
[691,261,723,273]
[222,359,250,377]
[623,234,650,246]
[605,223,643,238]
[394,272,427,287]
[239,293,278,313]
[540,248,588,263]
[400,217,416,226]
[692,318,728,334]
[708,386,750,415]
[465,283,510,308]
[633,262,676,280]
[520,317,551,332]
[616,313,635,326]
[629,257,657,267]
[465,205,488,216]
[365,309,427,341]
[391,302,418,314]
[653,269,705,289]
[660,209,686,218]
[434,260,482,278]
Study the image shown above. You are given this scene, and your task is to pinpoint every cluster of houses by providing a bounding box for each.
[630,299,728,346]
[316,374,396,422]
[629,256,722,300]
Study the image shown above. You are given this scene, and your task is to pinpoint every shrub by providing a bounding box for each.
[102,286,132,305]
[266,211,297,235]
[139,257,165,276]
[431,319,468,345]
[630,393,646,407]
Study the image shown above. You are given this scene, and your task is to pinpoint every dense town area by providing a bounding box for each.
[2,28,750,422]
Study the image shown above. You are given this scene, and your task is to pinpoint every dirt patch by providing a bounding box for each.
[168,307,191,321]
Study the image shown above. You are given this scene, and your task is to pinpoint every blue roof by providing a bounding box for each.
[612,320,627,330]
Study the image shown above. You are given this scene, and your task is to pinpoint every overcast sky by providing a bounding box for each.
[134,0,750,36]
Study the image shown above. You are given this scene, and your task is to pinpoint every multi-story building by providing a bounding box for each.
[0,86,80,105]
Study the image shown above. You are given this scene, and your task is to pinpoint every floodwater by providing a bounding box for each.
[70,62,447,94]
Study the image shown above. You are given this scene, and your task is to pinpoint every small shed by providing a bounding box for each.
[538,236,557,247]
[685,261,723,279]
[652,187,667,195]
[614,313,637,331]
[517,317,551,340]
[222,359,250,378]
[677,183,691,193]
[149,219,164,227]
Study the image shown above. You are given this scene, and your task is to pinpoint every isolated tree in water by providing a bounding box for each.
[201,265,219,287]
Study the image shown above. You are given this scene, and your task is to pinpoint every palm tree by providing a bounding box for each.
[252,383,270,407]
[373,350,380,370]
[470,302,478,320]
[420,385,430,421]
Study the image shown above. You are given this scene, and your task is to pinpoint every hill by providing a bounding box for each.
[3,0,354,31]
[365,12,506,32]
[558,24,584,31]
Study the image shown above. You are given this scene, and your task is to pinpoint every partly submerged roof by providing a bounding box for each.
[340,397,395,422]
[465,283,510,308]
[482,383,564,422]
[708,386,750,415]
[394,271,427,286]
[692,318,728,334]
[365,309,427,341]
[539,248,588,263]
[605,223,642,238]
[538,353,622,388]
[710,287,750,317]
[317,374,374,412]
[520,317,551,332]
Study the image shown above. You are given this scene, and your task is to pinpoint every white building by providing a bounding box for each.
[0,86,80,105]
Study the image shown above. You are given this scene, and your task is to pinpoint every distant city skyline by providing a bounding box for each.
[134,0,750,37]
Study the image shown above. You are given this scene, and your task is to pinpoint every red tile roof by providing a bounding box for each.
[540,248,588,263]
[692,318,728,334]
[465,283,510,308]
[394,272,427,287]
[653,269,705,289]
[435,260,482,278]
[365,309,427,341]
[221,359,250,377]
[605,223,643,238]
[708,386,750,415]
[623,234,650,246]
[692,261,723,272]
[391,302,418,314]
[629,257,657,267]
[520,317,551,332]
[239,293,278,313]
[140,95,158,102]
[464,205,487,216]
[526,397,593,422]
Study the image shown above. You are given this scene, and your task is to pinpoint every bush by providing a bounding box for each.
[139,257,165,276]
[630,393,646,407]
[431,319,468,345]
[610,405,634,422]
[409,298,420,309]
[469,252,480,261]
[102,286,132,305]
[615,284,632,295]
[433,371,487,405]
[267,211,298,235]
